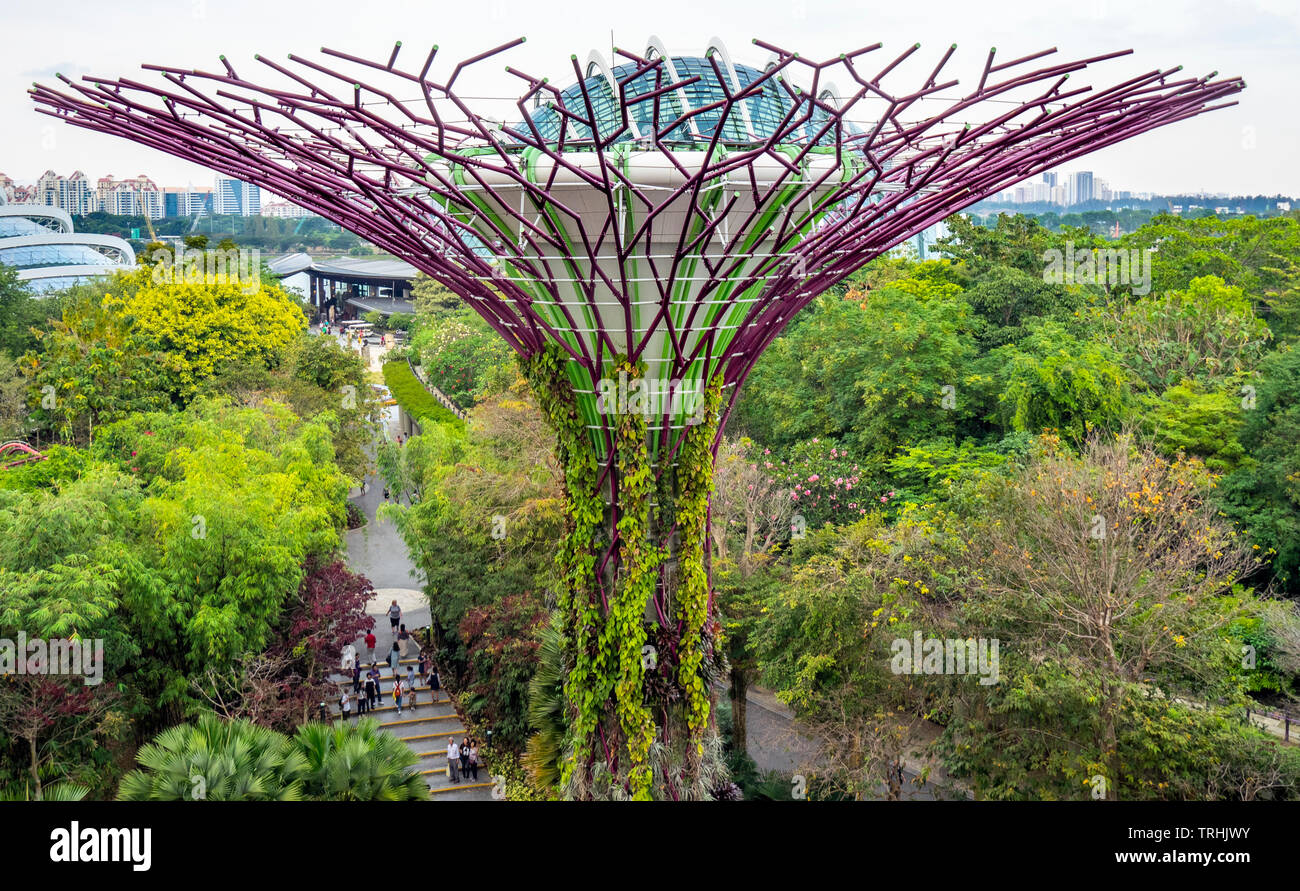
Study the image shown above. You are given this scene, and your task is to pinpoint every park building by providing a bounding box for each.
[0,189,135,293]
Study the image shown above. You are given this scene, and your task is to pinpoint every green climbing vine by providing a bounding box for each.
[524,344,725,797]
[610,355,662,800]
[522,344,605,790]
[675,375,723,755]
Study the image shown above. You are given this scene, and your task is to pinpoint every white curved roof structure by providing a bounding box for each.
[0,204,134,294]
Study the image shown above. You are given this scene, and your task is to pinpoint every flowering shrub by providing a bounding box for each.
[763,438,893,530]
[411,313,515,407]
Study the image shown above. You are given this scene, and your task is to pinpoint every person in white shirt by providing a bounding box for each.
[447,739,461,783]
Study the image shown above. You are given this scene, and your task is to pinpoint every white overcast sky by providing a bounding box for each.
[3,0,1297,195]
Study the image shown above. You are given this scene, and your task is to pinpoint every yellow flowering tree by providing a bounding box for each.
[110,268,305,401]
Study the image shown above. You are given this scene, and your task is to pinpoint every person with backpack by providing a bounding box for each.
[447,739,460,783]
[392,677,404,716]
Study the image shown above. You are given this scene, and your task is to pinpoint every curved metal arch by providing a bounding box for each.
[0,232,135,264]
[0,204,74,234]
[705,36,757,140]
[645,35,702,140]
[585,50,642,140]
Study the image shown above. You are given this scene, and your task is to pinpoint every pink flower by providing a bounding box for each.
[764,448,770,455]
[880,495,888,503]
[808,474,820,482]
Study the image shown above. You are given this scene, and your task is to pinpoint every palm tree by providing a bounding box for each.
[292,718,427,801]
[524,621,567,791]
[0,782,90,801]
[117,714,306,800]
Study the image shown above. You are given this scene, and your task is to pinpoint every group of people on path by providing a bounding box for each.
[446,737,481,783]
[336,600,488,786]
[338,600,441,720]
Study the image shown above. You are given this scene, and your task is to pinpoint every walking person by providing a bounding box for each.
[387,599,402,634]
[351,660,362,695]
[428,665,441,704]
[339,689,351,722]
[467,740,480,781]
[357,689,369,717]
[404,665,418,711]
[397,624,411,659]
[366,664,381,708]
[447,738,460,783]
[459,736,471,779]
[387,641,401,682]
[393,677,404,716]
[364,629,376,663]
[363,674,377,713]
[418,652,430,685]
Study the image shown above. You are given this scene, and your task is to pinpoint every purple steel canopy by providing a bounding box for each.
[29,38,1243,469]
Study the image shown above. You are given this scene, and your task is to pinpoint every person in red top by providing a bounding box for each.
[364,630,377,663]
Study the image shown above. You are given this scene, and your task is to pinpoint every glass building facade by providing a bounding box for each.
[519,56,843,147]
[0,196,135,294]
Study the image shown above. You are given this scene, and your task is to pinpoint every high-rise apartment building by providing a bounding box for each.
[35,170,94,215]
[163,186,214,217]
[214,175,261,215]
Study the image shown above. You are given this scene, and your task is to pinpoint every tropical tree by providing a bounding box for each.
[949,434,1259,799]
[117,714,308,801]
[291,719,427,801]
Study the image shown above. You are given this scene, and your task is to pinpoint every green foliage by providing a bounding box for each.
[0,264,54,358]
[292,718,427,801]
[1103,275,1270,393]
[987,319,1132,439]
[381,360,463,428]
[410,306,516,406]
[107,267,306,401]
[117,713,308,801]
[738,280,976,456]
[1220,344,1300,592]
[1142,383,1247,471]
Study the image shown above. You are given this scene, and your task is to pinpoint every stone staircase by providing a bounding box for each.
[329,657,495,801]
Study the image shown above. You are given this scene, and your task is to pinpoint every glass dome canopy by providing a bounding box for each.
[516,53,846,148]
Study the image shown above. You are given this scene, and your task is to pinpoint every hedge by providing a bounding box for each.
[382,361,464,430]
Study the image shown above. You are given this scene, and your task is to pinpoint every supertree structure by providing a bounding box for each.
[31,37,1243,799]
